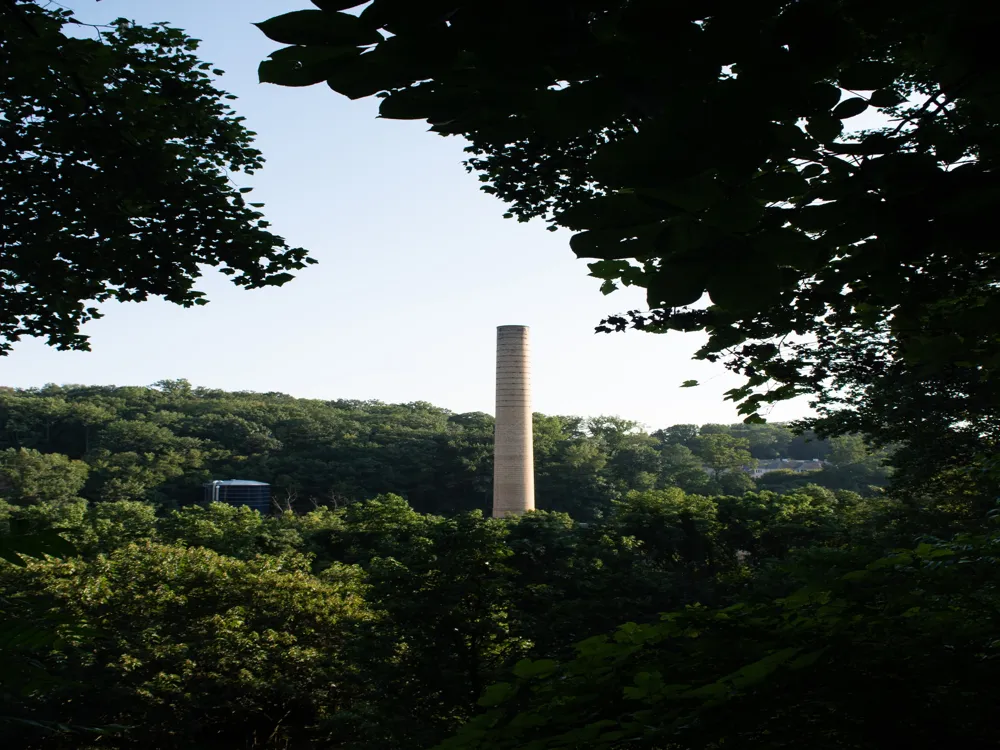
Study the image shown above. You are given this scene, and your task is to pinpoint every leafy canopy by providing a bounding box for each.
[0,1,316,353]
[257,0,1000,485]
[435,532,1000,750]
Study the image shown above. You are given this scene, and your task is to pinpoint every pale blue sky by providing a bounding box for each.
[0,0,813,428]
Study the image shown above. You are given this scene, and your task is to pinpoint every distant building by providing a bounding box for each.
[203,479,271,515]
[744,458,827,477]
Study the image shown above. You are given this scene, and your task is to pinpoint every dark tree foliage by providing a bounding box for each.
[0,1,315,353]
[438,530,1000,750]
[256,0,1000,490]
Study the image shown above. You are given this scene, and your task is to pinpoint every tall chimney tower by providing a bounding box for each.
[493,325,535,517]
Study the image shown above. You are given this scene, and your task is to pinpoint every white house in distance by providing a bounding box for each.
[744,458,827,478]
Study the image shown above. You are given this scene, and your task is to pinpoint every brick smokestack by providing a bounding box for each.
[493,325,535,517]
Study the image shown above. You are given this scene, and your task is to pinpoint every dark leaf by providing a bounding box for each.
[754,228,824,271]
[311,0,368,9]
[645,257,710,308]
[358,0,463,34]
[838,62,898,91]
[259,45,359,87]
[255,10,382,47]
[478,681,515,707]
[804,81,843,112]
[831,97,868,119]
[587,260,631,281]
[791,202,843,233]
[379,85,464,120]
[570,224,662,260]
[868,88,905,107]
[806,115,843,143]
[752,171,809,202]
[590,124,702,189]
[706,262,784,310]
[557,193,668,231]
[512,659,557,678]
[703,194,764,232]
[826,133,897,155]
[634,174,725,213]
[655,216,721,255]
[327,51,413,99]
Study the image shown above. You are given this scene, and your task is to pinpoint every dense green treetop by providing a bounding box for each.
[438,529,1000,750]
[0,478,896,748]
[0,448,88,506]
[0,1,315,354]
[690,433,754,474]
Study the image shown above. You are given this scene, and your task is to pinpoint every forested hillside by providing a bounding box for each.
[0,381,888,519]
